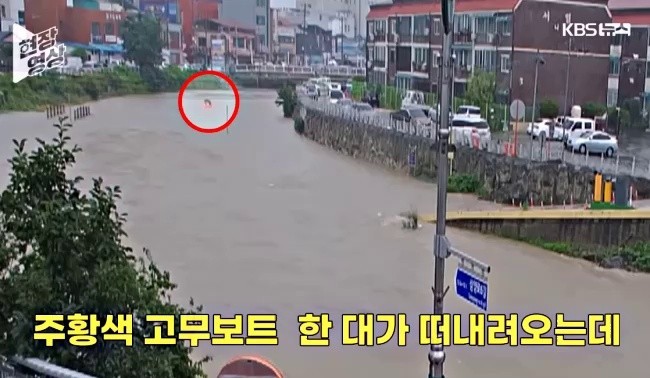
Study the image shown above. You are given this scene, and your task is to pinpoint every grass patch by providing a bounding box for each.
[521,238,650,273]
[447,174,482,193]
[0,66,201,112]
[589,201,634,210]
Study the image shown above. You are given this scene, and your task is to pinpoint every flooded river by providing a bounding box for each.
[1,90,648,377]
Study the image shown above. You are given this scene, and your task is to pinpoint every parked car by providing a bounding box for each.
[338,98,353,108]
[329,90,344,104]
[569,131,618,157]
[451,116,491,143]
[351,102,373,112]
[390,107,433,132]
[529,118,564,140]
[562,117,596,147]
[455,105,482,118]
[305,84,318,99]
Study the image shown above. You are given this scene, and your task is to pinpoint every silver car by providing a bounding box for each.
[570,131,618,157]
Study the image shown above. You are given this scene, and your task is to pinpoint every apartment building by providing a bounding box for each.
[366,0,611,107]
[139,0,184,65]
[219,0,271,52]
[608,0,650,107]
[296,0,368,38]
[0,0,24,31]
[193,19,256,64]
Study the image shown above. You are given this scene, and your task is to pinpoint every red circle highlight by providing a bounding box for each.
[217,355,283,377]
[177,70,240,134]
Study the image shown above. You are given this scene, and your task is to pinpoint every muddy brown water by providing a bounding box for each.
[1,91,648,377]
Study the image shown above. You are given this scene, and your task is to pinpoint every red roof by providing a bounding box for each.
[367,0,518,19]
[612,12,650,26]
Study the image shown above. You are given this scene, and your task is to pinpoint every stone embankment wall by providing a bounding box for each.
[302,108,650,204]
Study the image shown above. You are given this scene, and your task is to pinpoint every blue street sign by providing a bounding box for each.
[455,267,488,311]
[408,151,416,167]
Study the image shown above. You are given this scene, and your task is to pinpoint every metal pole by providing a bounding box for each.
[529,57,540,158]
[430,1,454,377]
[643,28,650,130]
[561,38,571,160]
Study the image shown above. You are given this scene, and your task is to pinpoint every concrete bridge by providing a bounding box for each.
[231,64,366,88]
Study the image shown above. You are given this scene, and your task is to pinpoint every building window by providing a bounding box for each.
[256,0,265,6]
[389,47,396,63]
[257,16,265,25]
[609,57,620,75]
[496,16,511,36]
[91,22,100,35]
[105,23,115,36]
[454,48,470,67]
[475,16,496,34]
[474,50,496,71]
[0,5,5,18]
[413,15,428,36]
[454,15,471,33]
[500,54,510,73]
[433,18,441,35]
[198,37,206,47]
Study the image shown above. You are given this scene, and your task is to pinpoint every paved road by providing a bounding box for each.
[310,98,650,177]
[0,91,648,377]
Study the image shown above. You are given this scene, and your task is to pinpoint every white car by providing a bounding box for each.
[455,105,482,118]
[328,82,342,92]
[530,119,565,140]
[451,116,491,144]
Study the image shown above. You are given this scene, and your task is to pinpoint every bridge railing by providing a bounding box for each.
[233,64,365,77]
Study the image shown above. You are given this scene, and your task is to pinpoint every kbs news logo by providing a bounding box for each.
[562,23,631,37]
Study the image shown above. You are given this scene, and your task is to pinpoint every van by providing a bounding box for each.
[455,105,482,118]
[562,117,595,147]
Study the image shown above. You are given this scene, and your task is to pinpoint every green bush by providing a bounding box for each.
[447,174,482,193]
[277,85,297,118]
[293,117,305,134]
[539,99,559,118]
[0,66,198,112]
[581,102,607,118]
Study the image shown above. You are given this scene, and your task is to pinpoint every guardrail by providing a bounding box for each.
[301,97,650,178]
[233,64,365,77]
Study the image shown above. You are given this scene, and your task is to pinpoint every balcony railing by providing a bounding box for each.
[454,31,472,44]
[233,64,366,76]
[372,59,386,68]
[413,34,429,44]
[412,61,429,73]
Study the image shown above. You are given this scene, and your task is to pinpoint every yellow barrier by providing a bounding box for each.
[593,172,603,202]
[604,179,613,203]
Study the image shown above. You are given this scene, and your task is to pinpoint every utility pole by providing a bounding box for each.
[561,37,571,160]
[430,1,492,377]
[302,3,307,66]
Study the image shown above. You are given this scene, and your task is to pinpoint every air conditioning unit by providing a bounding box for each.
[487,33,494,43]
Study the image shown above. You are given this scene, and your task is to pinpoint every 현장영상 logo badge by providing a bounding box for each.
[13,24,66,83]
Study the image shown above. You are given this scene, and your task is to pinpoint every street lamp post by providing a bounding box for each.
[529,53,545,158]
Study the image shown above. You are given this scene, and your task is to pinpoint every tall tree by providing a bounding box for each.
[121,13,164,68]
[464,71,496,116]
[0,119,209,377]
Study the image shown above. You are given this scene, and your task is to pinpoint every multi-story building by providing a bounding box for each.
[297,0,369,38]
[218,0,271,53]
[608,0,650,108]
[367,0,611,108]
[193,18,256,64]
[139,0,183,65]
[179,0,218,62]
[296,23,332,64]
[26,0,126,60]
[0,0,25,31]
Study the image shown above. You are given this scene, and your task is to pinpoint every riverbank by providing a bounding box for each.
[297,102,650,272]
[0,66,222,112]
